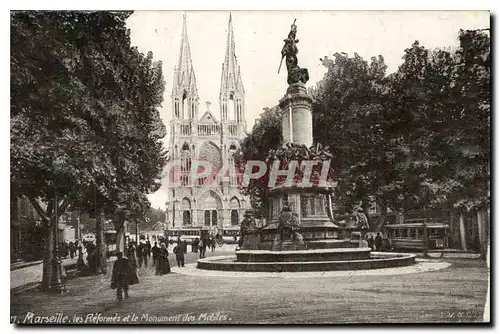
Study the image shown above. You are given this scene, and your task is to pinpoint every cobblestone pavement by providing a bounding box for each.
[10,253,488,324]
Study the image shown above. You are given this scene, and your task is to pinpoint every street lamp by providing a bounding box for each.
[422,207,429,259]
[51,193,66,294]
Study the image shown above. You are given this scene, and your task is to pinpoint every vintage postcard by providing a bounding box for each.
[10,10,490,324]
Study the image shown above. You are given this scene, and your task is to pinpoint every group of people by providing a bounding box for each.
[57,240,82,260]
[111,239,189,301]
[191,234,221,258]
[126,240,172,275]
[366,232,384,251]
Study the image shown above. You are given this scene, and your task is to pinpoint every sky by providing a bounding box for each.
[125,11,490,209]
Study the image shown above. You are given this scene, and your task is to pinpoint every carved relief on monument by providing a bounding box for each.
[301,194,327,217]
[271,198,280,220]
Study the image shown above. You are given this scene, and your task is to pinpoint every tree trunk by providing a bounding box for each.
[374,205,388,232]
[71,211,80,241]
[477,209,487,260]
[27,196,71,292]
[41,221,54,292]
[113,220,125,253]
[95,211,107,274]
[459,213,467,251]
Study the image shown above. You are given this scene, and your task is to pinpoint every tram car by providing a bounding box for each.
[221,228,240,244]
[104,230,131,257]
[384,220,450,251]
[167,228,203,244]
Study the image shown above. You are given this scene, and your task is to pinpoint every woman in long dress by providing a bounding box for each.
[128,244,138,272]
[156,243,171,275]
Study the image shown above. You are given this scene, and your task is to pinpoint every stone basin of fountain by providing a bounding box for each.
[197,251,416,272]
[236,247,372,262]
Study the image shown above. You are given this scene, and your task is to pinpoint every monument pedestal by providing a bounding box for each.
[241,234,260,250]
[280,83,313,147]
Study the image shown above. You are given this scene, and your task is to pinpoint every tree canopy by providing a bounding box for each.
[238,29,490,230]
[11,10,167,222]
[11,10,167,286]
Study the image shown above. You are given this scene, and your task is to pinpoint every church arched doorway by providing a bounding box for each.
[200,191,222,227]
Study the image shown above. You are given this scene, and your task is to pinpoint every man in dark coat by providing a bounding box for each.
[173,243,185,267]
[210,236,216,252]
[145,239,152,260]
[139,241,148,268]
[111,252,131,301]
[151,242,160,266]
[375,232,383,251]
[192,238,199,253]
[367,235,375,250]
[199,237,207,259]
[68,242,75,259]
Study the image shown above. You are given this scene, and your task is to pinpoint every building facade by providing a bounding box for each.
[165,14,250,234]
[10,196,80,261]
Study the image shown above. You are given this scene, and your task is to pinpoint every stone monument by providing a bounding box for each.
[255,20,342,250]
[197,21,415,272]
[198,20,417,272]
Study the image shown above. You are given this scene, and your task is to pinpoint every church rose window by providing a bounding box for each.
[199,141,222,174]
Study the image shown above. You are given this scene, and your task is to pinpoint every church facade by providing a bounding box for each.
[165,14,250,235]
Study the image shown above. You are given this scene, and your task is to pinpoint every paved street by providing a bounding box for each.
[10,249,488,324]
[10,244,235,291]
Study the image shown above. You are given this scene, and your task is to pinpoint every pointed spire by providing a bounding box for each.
[172,13,197,97]
[220,12,243,95]
[178,13,193,73]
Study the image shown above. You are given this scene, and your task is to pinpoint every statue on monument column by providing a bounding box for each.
[278,19,309,85]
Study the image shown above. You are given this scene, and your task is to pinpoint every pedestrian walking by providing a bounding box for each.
[210,236,216,252]
[128,244,138,272]
[142,242,149,268]
[111,251,139,301]
[367,235,375,250]
[145,239,152,260]
[68,241,75,259]
[138,241,148,268]
[199,238,206,259]
[375,232,383,251]
[152,242,160,266]
[173,244,185,267]
[156,243,171,275]
[137,242,144,269]
[192,238,199,253]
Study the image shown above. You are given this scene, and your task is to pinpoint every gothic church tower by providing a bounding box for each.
[166,14,249,236]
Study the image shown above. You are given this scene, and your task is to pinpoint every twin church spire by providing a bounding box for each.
[171,13,245,126]
[171,14,198,120]
[219,13,245,123]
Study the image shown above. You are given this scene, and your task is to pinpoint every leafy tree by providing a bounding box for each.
[11,11,166,288]
[235,106,282,217]
[240,30,489,239]
[311,52,396,229]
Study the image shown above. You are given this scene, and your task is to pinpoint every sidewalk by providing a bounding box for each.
[415,249,482,259]
[11,259,43,271]
[11,257,79,291]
